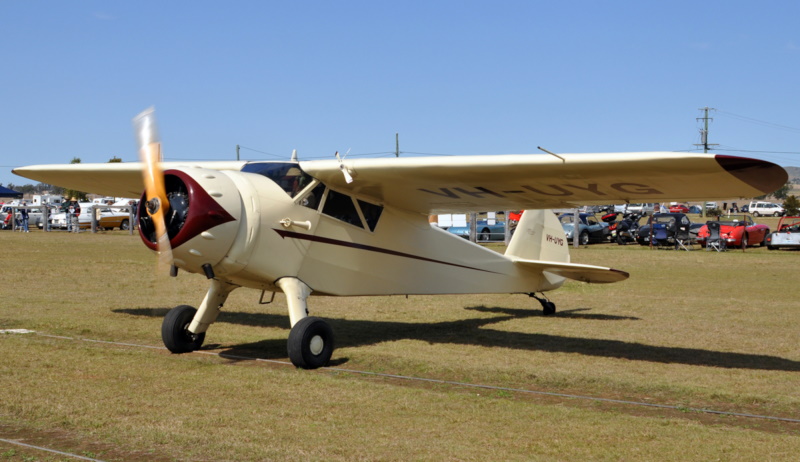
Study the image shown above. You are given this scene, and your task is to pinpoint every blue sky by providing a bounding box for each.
[2,1,799,187]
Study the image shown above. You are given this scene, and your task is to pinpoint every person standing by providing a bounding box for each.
[19,202,29,232]
[67,197,81,233]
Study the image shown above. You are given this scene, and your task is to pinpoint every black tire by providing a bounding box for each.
[761,230,770,247]
[479,228,490,241]
[162,305,205,353]
[579,231,589,245]
[753,211,760,217]
[120,219,129,230]
[542,301,556,316]
[288,317,335,369]
[774,212,781,217]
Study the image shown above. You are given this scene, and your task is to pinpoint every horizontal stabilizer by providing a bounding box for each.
[512,258,629,284]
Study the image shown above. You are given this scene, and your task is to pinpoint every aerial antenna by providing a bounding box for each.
[538,146,566,163]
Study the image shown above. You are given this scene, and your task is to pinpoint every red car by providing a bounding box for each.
[668,204,689,213]
[696,215,770,248]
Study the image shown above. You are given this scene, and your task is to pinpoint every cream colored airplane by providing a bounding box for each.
[13,109,788,368]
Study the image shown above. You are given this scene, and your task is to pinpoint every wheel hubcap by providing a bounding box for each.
[309,335,324,355]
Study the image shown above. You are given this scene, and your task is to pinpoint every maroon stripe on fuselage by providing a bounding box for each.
[273,228,501,274]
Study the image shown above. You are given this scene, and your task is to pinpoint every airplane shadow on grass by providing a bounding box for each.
[113,306,800,372]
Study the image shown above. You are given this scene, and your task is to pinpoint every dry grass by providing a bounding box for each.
[2,228,800,460]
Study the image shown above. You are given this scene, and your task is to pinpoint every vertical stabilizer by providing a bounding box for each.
[505,210,570,263]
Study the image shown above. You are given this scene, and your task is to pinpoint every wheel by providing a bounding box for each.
[761,231,769,247]
[774,212,781,217]
[288,317,335,369]
[479,228,490,241]
[162,305,205,353]
[120,219,129,230]
[753,211,760,217]
[542,301,556,316]
[579,231,589,245]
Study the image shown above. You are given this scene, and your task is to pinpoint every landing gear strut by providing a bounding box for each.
[277,277,334,369]
[162,279,236,353]
[529,293,556,315]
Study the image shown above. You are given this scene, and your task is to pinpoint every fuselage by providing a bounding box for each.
[142,162,564,297]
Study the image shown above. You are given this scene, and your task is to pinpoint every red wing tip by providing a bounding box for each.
[610,268,630,279]
[715,155,788,194]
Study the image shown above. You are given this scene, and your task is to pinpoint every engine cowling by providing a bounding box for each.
[138,168,243,276]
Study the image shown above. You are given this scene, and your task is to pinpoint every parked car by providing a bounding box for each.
[696,215,770,248]
[635,213,702,246]
[98,207,134,230]
[558,213,609,245]
[748,201,784,217]
[1,204,45,230]
[688,205,703,214]
[44,202,94,230]
[447,219,506,241]
[625,203,654,215]
[765,216,800,250]
[668,204,689,213]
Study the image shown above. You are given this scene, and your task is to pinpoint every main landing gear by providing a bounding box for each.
[529,292,556,315]
[160,277,334,370]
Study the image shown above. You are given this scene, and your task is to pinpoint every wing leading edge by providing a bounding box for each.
[12,161,247,198]
[14,152,786,214]
[300,152,787,214]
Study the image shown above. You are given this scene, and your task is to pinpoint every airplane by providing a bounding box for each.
[13,109,788,369]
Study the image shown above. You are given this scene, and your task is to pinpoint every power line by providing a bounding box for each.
[717,110,800,133]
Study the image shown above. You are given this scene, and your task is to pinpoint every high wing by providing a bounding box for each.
[301,152,786,214]
[12,161,247,198]
[13,152,786,214]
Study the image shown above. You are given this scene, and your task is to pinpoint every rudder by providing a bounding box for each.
[505,210,570,263]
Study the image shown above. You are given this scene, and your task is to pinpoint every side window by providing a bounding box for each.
[322,190,363,228]
[358,200,383,232]
[300,183,326,210]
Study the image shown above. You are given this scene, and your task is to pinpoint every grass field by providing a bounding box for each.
[2,226,800,461]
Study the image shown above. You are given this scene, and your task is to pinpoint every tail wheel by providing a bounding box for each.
[288,317,334,369]
[162,305,205,353]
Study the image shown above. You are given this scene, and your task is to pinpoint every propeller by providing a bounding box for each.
[133,107,173,267]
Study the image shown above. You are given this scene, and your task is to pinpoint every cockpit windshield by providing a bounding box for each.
[240,162,314,198]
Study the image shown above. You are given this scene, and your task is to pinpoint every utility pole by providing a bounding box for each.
[695,107,719,153]
[236,144,240,161]
[695,107,719,218]
[395,133,400,157]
